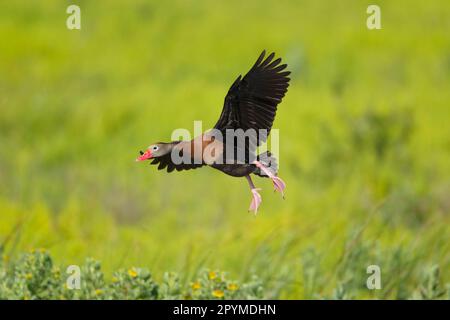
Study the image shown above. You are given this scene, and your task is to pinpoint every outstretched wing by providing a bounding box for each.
[139,151,204,173]
[213,50,290,145]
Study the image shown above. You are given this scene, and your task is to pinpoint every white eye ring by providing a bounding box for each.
[152,146,159,151]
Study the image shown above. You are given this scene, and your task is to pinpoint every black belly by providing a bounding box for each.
[210,163,256,177]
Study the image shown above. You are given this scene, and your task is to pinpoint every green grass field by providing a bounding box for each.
[0,1,449,299]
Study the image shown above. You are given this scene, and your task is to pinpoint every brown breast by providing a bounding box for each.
[174,131,223,165]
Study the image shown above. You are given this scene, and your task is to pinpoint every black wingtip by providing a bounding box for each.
[260,52,276,68]
[252,50,266,69]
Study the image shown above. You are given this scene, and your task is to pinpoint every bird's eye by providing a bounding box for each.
[152,146,159,151]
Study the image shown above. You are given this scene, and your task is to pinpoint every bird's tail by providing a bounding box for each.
[253,151,278,177]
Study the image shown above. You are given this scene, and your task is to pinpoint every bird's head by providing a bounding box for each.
[136,143,172,161]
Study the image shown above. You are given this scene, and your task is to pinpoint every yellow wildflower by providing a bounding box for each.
[95,289,102,295]
[227,283,238,291]
[191,281,201,290]
[128,268,138,278]
[208,271,217,280]
[212,289,224,298]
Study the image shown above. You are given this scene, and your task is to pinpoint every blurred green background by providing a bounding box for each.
[0,0,449,299]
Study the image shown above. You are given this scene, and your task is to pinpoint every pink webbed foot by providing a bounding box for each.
[271,176,286,199]
[249,188,262,215]
[253,160,286,199]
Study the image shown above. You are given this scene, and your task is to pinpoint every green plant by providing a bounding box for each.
[0,250,264,300]
[411,265,447,300]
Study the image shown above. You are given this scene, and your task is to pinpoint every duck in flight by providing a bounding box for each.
[137,51,290,214]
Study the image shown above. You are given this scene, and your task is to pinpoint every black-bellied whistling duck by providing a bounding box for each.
[137,51,290,213]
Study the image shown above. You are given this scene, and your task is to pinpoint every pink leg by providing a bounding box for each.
[253,161,286,198]
[245,175,262,215]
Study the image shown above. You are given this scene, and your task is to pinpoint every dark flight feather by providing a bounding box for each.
[214,50,290,145]
[150,149,203,173]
